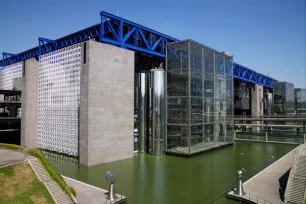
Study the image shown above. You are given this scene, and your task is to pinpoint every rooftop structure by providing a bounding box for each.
[0,11,277,88]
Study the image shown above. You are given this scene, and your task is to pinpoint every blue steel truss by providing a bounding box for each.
[1,24,100,66]
[38,38,58,59]
[1,53,20,67]
[100,11,178,58]
[233,63,257,84]
[233,62,277,88]
[0,11,278,88]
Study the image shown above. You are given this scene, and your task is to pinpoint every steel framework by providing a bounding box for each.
[233,62,277,88]
[0,11,277,88]
[100,11,178,57]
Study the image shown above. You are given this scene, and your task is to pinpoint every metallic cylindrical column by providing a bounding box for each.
[266,92,273,116]
[137,72,148,153]
[234,170,246,196]
[150,69,165,155]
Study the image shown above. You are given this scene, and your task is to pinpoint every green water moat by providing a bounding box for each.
[45,141,296,204]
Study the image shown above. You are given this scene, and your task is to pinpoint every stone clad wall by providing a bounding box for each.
[80,40,134,166]
[21,59,39,148]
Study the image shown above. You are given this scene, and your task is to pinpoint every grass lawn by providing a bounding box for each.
[0,162,55,204]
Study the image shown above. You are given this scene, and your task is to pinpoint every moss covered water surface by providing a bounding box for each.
[45,141,296,204]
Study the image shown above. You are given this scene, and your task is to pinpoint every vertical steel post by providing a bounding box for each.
[234,120,236,140]
[188,40,191,155]
[303,121,305,144]
[265,121,268,142]
[213,51,216,146]
[202,47,205,146]
[100,15,104,42]
[165,46,168,152]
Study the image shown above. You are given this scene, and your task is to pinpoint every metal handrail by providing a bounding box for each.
[233,117,306,144]
[246,192,272,204]
[235,124,304,128]
[234,118,306,122]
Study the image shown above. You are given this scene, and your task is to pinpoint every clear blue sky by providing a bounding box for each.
[0,0,305,88]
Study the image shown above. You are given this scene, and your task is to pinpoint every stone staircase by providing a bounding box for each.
[286,146,306,204]
[28,158,74,204]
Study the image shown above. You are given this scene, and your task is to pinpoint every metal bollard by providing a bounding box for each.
[234,170,246,196]
[105,171,117,201]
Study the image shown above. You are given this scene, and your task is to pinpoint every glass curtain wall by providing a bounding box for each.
[166,40,234,156]
[273,82,295,115]
[295,88,306,114]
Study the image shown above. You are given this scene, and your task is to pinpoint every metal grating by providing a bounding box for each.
[37,43,81,156]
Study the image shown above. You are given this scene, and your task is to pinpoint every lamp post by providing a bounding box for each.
[234,169,246,196]
[105,171,117,201]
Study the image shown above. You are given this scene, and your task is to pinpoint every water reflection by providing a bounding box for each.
[44,141,296,204]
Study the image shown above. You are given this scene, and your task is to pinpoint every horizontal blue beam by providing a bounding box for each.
[0,11,278,88]
[233,62,278,88]
[1,24,100,66]
[99,11,178,57]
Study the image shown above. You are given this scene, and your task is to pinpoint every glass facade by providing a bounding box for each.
[166,40,234,156]
[273,82,295,114]
[295,88,306,114]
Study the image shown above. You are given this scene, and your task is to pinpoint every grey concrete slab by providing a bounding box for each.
[0,148,34,166]
[228,145,301,204]
[63,176,126,204]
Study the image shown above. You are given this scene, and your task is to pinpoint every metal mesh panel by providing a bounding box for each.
[38,44,81,156]
[166,40,234,156]
[1,62,22,90]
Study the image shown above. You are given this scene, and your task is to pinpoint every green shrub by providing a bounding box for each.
[28,148,75,196]
[0,143,23,151]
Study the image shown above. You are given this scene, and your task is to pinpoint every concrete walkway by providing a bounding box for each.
[63,176,126,204]
[228,145,301,204]
[0,148,34,166]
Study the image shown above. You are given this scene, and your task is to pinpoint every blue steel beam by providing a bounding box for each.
[38,38,58,59]
[100,11,178,58]
[1,24,101,67]
[233,62,257,84]
[0,11,278,88]
[233,62,278,88]
[1,52,20,67]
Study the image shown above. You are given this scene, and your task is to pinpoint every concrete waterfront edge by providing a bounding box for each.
[227,144,302,203]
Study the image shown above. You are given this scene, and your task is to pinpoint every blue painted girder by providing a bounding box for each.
[100,11,178,58]
[233,62,277,88]
[1,24,101,66]
[0,11,277,88]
